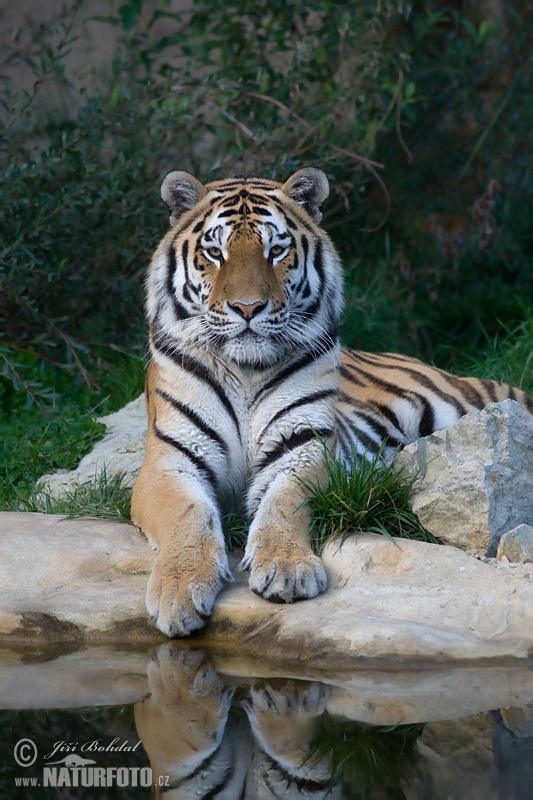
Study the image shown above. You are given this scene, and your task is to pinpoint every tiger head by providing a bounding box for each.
[147,168,343,367]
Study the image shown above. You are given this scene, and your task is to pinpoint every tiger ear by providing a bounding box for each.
[161,171,207,226]
[282,167,330,223]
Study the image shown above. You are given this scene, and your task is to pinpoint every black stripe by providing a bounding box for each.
[154,423,219,491]
[259,388,338,442]
[370,400,405,437]
[301,233,309,264]
[152,338,242,440]
[349,353,471,415]
[156,388,229,455]
[342,408,403,447]
[334,412,355,463]
[340,363,366,387]
[161,744,222,793]
[439,372,485,408]
[220,195,241,207]
[255,426,333,472]
[347,362,467,416]
[480,378,500,403]
[336,409,379,455]
[166,246,190,321]
[252,340,337,407]
[181,240,197,304]
[293,233,310,297]
[312,237,325,284]
[263,754,330,794]
[203,763,233,799]
[418,397,435,437]
[338,397,403,449]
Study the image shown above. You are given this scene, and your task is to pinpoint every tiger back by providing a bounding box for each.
[131,167,533,639]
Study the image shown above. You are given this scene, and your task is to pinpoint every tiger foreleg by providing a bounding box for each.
[132,464,230,638]
[135,644,238,795]
[242,451,329,603]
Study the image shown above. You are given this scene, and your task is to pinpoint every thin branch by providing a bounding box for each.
[395,80,413,164]
[244,91,385,170]
[203,95,255,139]
[0,350,54,414]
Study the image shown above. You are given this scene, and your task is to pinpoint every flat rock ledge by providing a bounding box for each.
[1,512,532,668]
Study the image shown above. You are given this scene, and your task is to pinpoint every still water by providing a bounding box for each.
[1,643,532,799]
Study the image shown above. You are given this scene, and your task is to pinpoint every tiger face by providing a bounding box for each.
[147,168,343,367]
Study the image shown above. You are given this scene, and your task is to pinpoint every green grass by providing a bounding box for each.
[0,351,145,510]
[305,713,423,798]
[301,442,438,553]
[15,471,253,552]
[222,502,249,552]
[19,469,133,523]
[449,313,533,395]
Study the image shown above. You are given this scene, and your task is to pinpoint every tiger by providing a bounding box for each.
[135,644,340,799]
[131,166,533,638]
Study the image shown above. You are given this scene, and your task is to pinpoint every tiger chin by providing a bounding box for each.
[132,167,533,638]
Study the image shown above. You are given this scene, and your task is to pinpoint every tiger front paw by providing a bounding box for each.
[146,551,232,638]
[241,544,327,604]
[147,644,234,712]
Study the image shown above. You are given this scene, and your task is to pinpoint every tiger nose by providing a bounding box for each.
[229,300,267,320]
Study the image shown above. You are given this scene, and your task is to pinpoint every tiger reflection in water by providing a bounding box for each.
[135,644,340,799]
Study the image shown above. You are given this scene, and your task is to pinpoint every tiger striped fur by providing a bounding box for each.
[135,646,338,800]
[131,167,533,638]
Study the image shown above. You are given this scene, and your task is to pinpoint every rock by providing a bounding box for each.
[394,400,533,555]
[38,394,147,496]
[497,524,533,563]
[500,705,533,738]
[1,513,532,665]
[415,714,502,800]
[0,511,159,645]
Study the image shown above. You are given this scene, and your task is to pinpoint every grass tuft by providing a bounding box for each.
[223,502,249,553]
[305,713,423,798]
[19,472,251,551]
[19,469,133,524]
[301,442,438,553]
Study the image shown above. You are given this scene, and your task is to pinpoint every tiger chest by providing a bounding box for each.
[151,356,337,506]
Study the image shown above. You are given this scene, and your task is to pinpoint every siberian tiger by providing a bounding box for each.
[135,644,340,799]
[131,167,533,638]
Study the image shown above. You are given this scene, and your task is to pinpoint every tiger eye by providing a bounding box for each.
[270,245,285,257]
[206,246,222,259]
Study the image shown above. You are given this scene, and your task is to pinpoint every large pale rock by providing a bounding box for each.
[395,400,533,555]
[1,513,532,665]
[0,512,158,644]
[38,393,147,496]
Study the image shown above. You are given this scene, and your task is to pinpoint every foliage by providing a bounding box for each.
[222,502,249,553]
[0,353,144,508]
[20,468,133,522]
[448,312,533,395]
[371,3,533,360]
[1,402,106,510]
[306,712,423,799]
[301,443,437,552]
[0,705,144,799]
